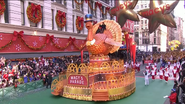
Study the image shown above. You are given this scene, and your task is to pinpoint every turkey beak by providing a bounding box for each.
[85,22,92,29]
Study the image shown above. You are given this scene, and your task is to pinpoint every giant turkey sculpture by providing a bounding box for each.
[85,14,123,56]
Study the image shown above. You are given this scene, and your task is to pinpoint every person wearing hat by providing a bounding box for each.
[158,67,164,80]
[164,88,177,104]
[164,67,170,83]
[150,67,156,80]
[172,67,177,79]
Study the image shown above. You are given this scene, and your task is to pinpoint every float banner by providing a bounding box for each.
[122,20,134,33]
[67,74,88,87]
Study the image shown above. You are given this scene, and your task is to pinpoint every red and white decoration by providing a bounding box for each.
[0,31,87,53]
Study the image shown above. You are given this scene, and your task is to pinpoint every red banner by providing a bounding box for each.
[0,33,87,53]
[144,60,154,64]
[68,75,88,86]
[122,19,134,33]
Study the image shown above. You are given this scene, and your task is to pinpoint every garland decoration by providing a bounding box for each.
[73,42,86,50]
[20,38,46,50]
[0,32,87,51]
[56,10,66,28]
[87,0,97,11]
[68,37,86,50]
[0,0,6,15]
[26,3,42,23]
[74,0,84,5]
[13,31,46,50]
[76,17,84,31]
[0,40,12,50]
[95,2,110,15]
[51,36,71,50]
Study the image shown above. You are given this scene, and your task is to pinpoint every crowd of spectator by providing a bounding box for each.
[0,54,89,88]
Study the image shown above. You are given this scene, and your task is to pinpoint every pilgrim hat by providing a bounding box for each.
[84,14,93,23]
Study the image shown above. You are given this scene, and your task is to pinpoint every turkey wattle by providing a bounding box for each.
[85,20,123,55]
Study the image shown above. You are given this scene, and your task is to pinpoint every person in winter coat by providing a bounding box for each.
[168,89,177,104]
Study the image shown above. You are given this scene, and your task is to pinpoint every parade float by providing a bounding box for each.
[51,0,180,101]
[50,14,136,101]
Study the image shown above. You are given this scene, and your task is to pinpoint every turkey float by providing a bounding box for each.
[85,14,123,55]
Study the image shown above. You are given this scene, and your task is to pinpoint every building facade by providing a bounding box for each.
[0,0,115,54]
[167,16,184,49]
[133,1,163,52]
[174,17,183,43]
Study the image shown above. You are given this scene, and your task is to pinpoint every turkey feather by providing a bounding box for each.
[105,38,123,46]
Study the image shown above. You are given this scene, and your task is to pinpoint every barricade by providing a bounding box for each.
[0,76,59,101]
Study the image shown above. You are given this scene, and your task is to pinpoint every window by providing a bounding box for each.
[64,0,66,6]
[145,20,147,24]
[65,13,67,31]
[101,6,104,19]
[100,0,109,4]
[154,31,156,37]
[51,9,54,30]
[141,20,143,24]
[135,39,139,45]
[76,16,82,34]
[73,15,74,32]
[41,6,43,28]
[135,32,139,37]
[88,5,89,13]
[56,0,62,4]
[56,0,66,5]
[142,39,145,44]
[81,2,83,11]
[145,4,147,8]
[90,0,94,16]
[93,1,97,17]
[141,5,143,8]
[142,32,145,37]
[110,16,113,20]
[21,0,25,25]
[154,38,156,44]
[111,0,112,6]
[4,0,9,23]
[72,0,74,8]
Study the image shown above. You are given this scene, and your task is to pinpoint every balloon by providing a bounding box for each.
[137,0,179,33]
[109,0,139,27]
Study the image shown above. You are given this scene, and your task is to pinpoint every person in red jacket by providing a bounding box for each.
[168,89,177,104]
[164,88,177,104]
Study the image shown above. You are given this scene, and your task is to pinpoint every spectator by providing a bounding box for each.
[46,73,52,88]
[168,89,177,104]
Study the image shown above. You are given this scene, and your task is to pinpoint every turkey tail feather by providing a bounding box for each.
[105,38,123,46]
